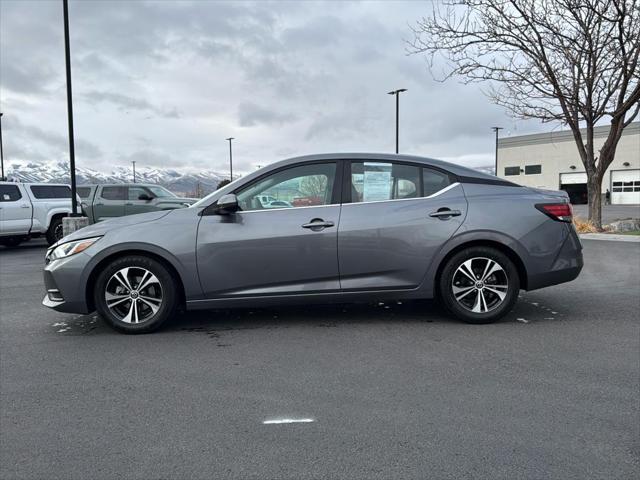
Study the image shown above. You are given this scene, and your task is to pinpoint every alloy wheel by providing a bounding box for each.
[104,267,163,323]
[451,257,509,314]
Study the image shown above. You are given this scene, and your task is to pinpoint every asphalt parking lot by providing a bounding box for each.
[1,239,638,480]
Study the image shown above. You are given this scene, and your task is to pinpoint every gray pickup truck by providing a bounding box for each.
[78,184,197,224]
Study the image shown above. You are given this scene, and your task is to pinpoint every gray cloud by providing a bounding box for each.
[0,0,544,174]
[238,102,297,127]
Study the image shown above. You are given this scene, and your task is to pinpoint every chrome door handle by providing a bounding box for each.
[302,219,335,230]
[20,204,31,208]
[125,203,133,206]
[95,203,104,206]
[429,209,461,218]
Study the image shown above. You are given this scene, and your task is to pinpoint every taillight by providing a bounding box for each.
[535,203,573,222]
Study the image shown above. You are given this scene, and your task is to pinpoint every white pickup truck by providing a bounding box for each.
[0,182,80,247]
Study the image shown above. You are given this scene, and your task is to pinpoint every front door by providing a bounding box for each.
[338,160,467,290]
[196,162,341,298]
[125,186,157,216]
[0,184,32,235]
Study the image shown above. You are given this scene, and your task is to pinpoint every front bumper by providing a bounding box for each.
[42,253,93,314]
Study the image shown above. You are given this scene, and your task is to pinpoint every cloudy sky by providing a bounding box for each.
[0,0,545,175]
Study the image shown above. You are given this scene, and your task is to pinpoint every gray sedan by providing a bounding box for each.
[42,153,583,333]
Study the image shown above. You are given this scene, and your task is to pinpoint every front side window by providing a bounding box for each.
[101,186,126,200]
[29,185,71,199]
[0,185,22,202]
[128,186,151,200]
[236,163,337,212]
[147,186,176,198]
[350,162,420,203]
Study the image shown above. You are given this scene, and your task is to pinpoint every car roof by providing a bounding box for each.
[268,152,498,181]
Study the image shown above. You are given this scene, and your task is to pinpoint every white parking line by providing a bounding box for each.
[263,418,315,424]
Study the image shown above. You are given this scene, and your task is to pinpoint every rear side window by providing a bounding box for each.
[350,162,420,203]
[77,187,92,199]
[423,168,453,196]
[0,185,22,202]
[29,185,71,199]
[101,186,127,200]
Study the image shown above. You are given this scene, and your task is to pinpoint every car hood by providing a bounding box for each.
[161,197,197,204]
[61,210,174,243]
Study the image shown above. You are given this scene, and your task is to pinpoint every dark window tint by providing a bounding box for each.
[525,165,542,175]
[504,166,520,176]
[77,187,92,199]
[423,168,453,196]
[350,161,420,203]
[100,186,127,200]
[0,185,22,202]
[29,185,71,199]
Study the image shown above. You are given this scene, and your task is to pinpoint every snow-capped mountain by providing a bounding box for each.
[4,161,228,197]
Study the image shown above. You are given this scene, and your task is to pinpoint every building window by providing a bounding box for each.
[504,166,520,176]
[525,165,542,175]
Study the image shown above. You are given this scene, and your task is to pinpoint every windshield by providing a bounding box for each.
[147,186,177,198]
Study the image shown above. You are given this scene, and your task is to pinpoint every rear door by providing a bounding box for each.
[338,160,467,291]
[0,184,32,235]
[94,186,125,221]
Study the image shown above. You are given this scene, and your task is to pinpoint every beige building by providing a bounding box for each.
[496,122,640,204]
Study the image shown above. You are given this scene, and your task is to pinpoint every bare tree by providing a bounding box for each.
[409,0,640,228]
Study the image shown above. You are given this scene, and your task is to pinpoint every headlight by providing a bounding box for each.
[47,237,101,262]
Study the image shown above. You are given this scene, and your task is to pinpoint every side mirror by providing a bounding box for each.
[215,193,239,214]
[138,193,154,201]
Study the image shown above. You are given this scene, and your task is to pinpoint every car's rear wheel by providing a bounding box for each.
[439,246,519,324]
[94,255,178,334]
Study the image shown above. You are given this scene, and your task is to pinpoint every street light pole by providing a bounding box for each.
[132,161,136,183]
[226,137,234,180]
[491,126,504,176]
[388,89,407,154]
[63,0,78,215]
[0,112,5,181]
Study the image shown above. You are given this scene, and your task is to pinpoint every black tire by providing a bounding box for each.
[46,217,64,245]
[438,246,520,324]
[94,255,178,334]
[0,237,22,248]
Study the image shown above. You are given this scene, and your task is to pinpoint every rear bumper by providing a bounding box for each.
[527,227,583,290]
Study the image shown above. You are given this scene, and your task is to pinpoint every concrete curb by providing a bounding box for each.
[580,233,640,242]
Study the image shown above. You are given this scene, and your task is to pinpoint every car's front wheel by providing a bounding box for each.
[94,255,178,333]
[439,246,519,324]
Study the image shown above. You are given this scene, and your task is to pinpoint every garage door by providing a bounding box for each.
[611,170,640,205]
[560,172,588,185]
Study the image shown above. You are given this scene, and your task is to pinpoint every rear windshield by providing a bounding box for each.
[76,187,92,199]
[29,185,71,199]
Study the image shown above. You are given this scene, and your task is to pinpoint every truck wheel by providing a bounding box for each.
[94,255,178,334]
[0,237,22,248]
[46,217,64,245]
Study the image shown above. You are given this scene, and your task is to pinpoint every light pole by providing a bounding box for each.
[63,0,79,215]
[226,137,234,180]
[132,160,136,183]
[491,126,503,176]
[388,88,407,154]
[0,112,5,181]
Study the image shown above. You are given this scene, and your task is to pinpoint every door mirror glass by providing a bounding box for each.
[215,194,240,214]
